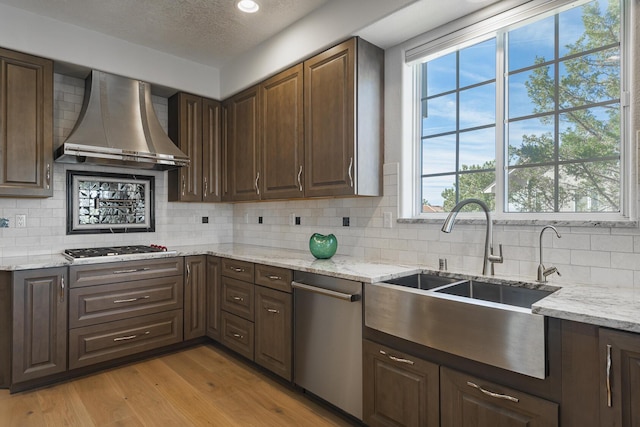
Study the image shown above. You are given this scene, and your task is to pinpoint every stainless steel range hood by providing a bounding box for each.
[55,70,189,170]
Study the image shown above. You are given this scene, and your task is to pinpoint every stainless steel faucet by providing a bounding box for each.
[441,198,503,276]
[537,225,561,282]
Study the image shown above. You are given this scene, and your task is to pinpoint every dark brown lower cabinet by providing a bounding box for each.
[206,256,221,340]
[254,285,292,381]
[220,311,254,360]
[12,267,68,383]
[599,328,640,427]
[363,339,439,427]
[440,367,558,427]
[184,255,207,340]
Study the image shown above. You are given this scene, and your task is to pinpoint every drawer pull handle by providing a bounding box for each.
[231,296,244,302]
[229,266,245,273]
[606,344,612,407]
[266,308,280,314]
[60,277,65,303]
[113,331,150,342]
[113,267,151,274]
[466,381,519,403]
[113,296,150,304]
[232,333,244,340]
[379,350,415,365]
[266,275,282,280]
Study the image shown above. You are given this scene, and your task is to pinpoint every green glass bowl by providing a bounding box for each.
[309,233,338,259]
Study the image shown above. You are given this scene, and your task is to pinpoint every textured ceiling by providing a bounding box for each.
[0,0,330,68]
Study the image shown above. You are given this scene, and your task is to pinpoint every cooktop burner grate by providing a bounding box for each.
[63,245,168,259]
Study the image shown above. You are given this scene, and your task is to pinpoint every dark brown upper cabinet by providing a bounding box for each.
[303,37,383,198]
[223,85,261,202]
[168,93,221,202]
[0,48,53,197]
[260,64,304,200]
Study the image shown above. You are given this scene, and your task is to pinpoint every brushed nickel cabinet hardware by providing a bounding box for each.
[266,308,280,314]
[232,333,244,339]
[181,175,186,196]
[46,164,51,189]
[229,266,245,273]
[467,381,519,403]
[113,296,150,304]
[266,275,282,280]
[348,157,353,188]
[297,165,303,191]
[231,296,244,302]
[113,267,151,274]
[606,343,612,407]
[255,172,260,195]
[379,349,415,365]
[204,177,208,196]
[60,277,65,303]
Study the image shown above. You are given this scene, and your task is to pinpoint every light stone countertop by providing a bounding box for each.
[1,243,639,333]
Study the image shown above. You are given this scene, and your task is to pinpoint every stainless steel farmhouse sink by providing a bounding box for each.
[364,274,557,379]
[382,273,461,290]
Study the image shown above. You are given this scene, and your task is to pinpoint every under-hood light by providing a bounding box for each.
[237,0,259,13]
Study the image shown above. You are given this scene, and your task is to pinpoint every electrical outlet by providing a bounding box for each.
[202,216,209,224]
[289,213,296,226]
[383,212,393,228]
[258,216,263,224]
[342,217,350,227]
[295,216,301,225]
[16,214,26,228]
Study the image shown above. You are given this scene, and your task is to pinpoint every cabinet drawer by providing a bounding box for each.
[255,264,292,293]
[220,311,254,361]
[221,276,254,321]
[221,258,254,282]
[69,309,183,370]
[440,367,558,427]
[69,257,184,288]
[69,276,183,328]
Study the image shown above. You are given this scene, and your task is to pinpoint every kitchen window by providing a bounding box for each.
[414,0,629,219]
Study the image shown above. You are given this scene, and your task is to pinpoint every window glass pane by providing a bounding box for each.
[559,48,620,109]
[422,135,456,175]
[558,161,620,212]
[422,176,454,211]
[559,0,620,58]
[506,165,555,213]
[422,93,457,136]
[425,53,457,96]
[508,65,555,119]
[459,83,496,129]
[508,15,554,71]
[508,117,555,166]
[559,106,620,161]
[459,127,495,168]
[456,171,496,211]
[459,39,496,87]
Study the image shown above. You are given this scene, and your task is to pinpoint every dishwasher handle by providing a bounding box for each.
[291,281,361,302]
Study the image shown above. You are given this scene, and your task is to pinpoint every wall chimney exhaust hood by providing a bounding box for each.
[55,70,189,171]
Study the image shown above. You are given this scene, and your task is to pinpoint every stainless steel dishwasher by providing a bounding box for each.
[292,271,363,420]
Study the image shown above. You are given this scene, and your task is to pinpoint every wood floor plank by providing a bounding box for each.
[106,364,195,427]
[36,381,95,427]
[1,344,356,427]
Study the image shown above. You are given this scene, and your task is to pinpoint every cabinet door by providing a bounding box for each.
[168,92,202,201]
[261,64,304,200]
[0,48,53,197]
[440,367,558,427]
[304,38,355,198]
[225,85,261,201]
[184,255,207,340]
[363,339,439,427]
[206,256,221,340]
[12,267,67,383]
[255,286,292,381]
[600,328,640,427]
[202,98,222,202]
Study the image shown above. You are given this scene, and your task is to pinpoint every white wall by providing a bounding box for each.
[0,3,220,99]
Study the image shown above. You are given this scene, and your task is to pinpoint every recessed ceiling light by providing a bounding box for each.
[237,0,260,13]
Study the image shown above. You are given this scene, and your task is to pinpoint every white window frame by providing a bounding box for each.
[401,0,634,223]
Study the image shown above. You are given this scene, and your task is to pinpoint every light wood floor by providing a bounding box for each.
[0,344,357,427]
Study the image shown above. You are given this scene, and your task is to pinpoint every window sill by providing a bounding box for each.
[398,217,639,228]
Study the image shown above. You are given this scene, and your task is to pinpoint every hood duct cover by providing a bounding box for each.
[55,70,189,170]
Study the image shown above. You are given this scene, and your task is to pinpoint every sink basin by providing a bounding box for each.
[383,273,462,290]
[435,280,554,309]
[366,275,557,379]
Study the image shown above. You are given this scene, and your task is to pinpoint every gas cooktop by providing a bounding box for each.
[63,245,173,261]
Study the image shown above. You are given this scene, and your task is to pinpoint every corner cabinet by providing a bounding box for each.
[303,37,383,198]
[599,328,640,427]
[0,48,53,197]
[184,255,207,340]
[223,85,261,202]
[12,267,67,384]
[363,339,439,427]
[168,92,222,202]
